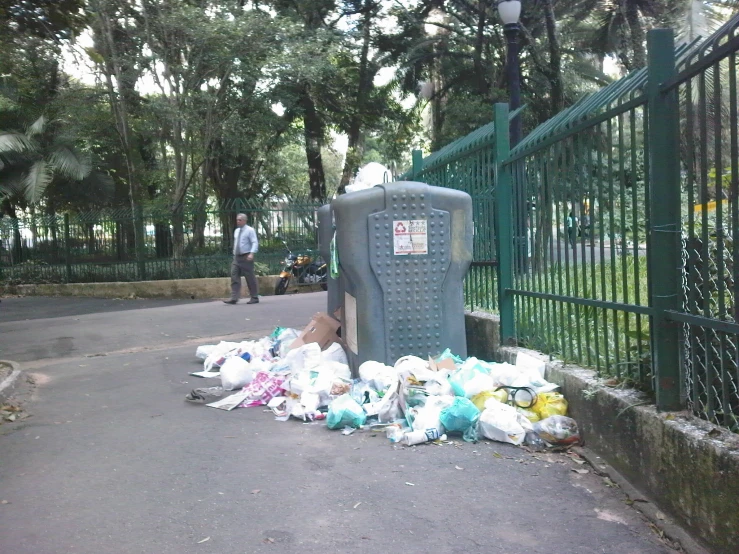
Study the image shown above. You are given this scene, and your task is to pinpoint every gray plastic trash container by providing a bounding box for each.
[317,203,341,316]
[332,181,473,372]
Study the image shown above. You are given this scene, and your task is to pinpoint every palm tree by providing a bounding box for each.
[0,115,92,203]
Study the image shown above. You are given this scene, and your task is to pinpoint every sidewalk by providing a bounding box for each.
[0,295,683,553]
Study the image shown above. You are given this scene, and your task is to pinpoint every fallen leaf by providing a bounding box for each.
[251,489,261,494]
[571,468,590,474]
[361,536,370,540]
[664,414,675,420]
[264,537,275,544]
[455,465,464,470]
[405,482,415,486]
[655,511,666,521]
[603,477,618,488]
[707,428,722,438]
[493,452,503,459]
[197,537,210,544]
[353,502,361,509]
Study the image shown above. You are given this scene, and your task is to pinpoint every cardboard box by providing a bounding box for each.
[290,312,342,351]
[428,356,456,372]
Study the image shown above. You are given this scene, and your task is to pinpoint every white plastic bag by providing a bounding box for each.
[478,402,532,445]
[411,395,454,432]
[487,362,524,387]
[220,357,254,391]
[359,360,397,391]
[462,372,495,399]
[203,341,239,372]
[195,345,216,360]
[321,342,348,365]
[283,342,322,373]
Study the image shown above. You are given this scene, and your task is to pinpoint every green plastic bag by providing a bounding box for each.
[439,397,480,433]
[327,394,367,430]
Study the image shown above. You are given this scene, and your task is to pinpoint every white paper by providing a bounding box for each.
[190,371,221,378]
[206,390,250,411]
[393,219,428,255]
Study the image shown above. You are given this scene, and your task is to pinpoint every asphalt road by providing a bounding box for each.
[0,294,679,553]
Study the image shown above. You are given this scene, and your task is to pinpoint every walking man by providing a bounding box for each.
[224,213,259,305]
[566,211,578,250]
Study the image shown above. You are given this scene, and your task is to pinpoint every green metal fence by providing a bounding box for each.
[0,198,323,285]
[404,118,516,312]
[405,15,739,432]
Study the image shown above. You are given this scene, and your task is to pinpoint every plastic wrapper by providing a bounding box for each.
[516,407,541,423]
[532,392,568,419]
[239,370,287,408]
[478,402,531,445]
[533,415,580,446]
[439,397,480,433]
[327,394,367,430]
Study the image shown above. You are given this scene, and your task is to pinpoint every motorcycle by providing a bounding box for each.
[274,241,328,295]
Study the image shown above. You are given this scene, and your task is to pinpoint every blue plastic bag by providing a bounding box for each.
[439,397,480,433]
[327,394,367,430]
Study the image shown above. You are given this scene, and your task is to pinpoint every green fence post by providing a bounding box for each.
[411,149,423,180]
[647,29,682,411]
[134,204,147,281]
[494,103,515,344]
[63,213,72,283]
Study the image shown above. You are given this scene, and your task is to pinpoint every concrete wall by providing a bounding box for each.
[466,314,739,554]
[0,276,325,300]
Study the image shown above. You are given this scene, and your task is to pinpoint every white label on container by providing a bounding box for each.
[345,292,358,355]
[393,219,428,255]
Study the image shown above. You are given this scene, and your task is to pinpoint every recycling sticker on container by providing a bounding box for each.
[393,219,428,255]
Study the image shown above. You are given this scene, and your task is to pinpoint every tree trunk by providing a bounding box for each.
[625,1,646,69]
[543,0,563,117]
[300,86,327,202]
[338,1,375,195]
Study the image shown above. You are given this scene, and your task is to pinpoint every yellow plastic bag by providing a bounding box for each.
[471,389,508,411]
[533,392,568,419]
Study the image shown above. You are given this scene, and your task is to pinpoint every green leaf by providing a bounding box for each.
[26,116,47,137]
[0,132,34,155]
[48,145,91,180]
[23,160,53,203]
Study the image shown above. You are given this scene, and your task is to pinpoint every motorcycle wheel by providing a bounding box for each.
[274,277,289,295]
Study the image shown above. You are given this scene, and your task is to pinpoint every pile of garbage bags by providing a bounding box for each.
[188,326,580,450]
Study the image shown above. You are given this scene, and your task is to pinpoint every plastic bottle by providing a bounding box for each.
[403,428,441,446]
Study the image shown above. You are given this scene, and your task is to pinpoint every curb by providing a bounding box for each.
[574,446,711,554]
[0,360,22,404]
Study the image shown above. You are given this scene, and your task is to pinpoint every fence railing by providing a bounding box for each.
[405,15,739,433]
[0,198,323,284]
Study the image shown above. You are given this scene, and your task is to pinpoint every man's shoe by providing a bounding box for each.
[223,299,238,305]
[246,298,259,304]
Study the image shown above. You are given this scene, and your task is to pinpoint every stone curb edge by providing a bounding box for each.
[573,446,711,554]
[0,360,22,404]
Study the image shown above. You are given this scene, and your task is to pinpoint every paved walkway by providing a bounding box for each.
[0,294,679,553]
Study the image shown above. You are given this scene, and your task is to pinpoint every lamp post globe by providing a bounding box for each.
[497,0,521,26]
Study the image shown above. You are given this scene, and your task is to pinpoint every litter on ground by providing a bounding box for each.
[186,315,580,450]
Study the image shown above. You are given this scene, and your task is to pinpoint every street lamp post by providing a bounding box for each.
[497,0,527,273]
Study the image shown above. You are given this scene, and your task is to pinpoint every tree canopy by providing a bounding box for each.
[1,0,738,222]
